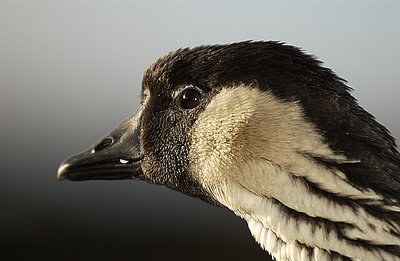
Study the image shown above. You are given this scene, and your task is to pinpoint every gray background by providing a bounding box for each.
[1,0,399,260]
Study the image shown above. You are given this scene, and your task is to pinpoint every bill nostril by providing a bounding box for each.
[93,137,114,152]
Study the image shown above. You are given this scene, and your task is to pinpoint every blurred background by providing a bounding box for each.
[1,0,399,260]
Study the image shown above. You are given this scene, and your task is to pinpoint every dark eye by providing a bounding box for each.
[177,87,202,109]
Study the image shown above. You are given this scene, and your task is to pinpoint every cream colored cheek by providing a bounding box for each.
[190,95,257,179]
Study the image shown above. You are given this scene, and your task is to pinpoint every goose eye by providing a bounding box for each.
[177,87,202,109]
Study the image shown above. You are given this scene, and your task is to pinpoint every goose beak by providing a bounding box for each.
[57,109,144,181]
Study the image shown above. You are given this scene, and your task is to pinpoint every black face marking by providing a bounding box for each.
[140,65,219,204]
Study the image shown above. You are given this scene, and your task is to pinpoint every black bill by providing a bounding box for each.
[57,109,143,181]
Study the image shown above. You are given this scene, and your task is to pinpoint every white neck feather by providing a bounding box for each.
[189,86,400,260]
[210,162,400,261]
